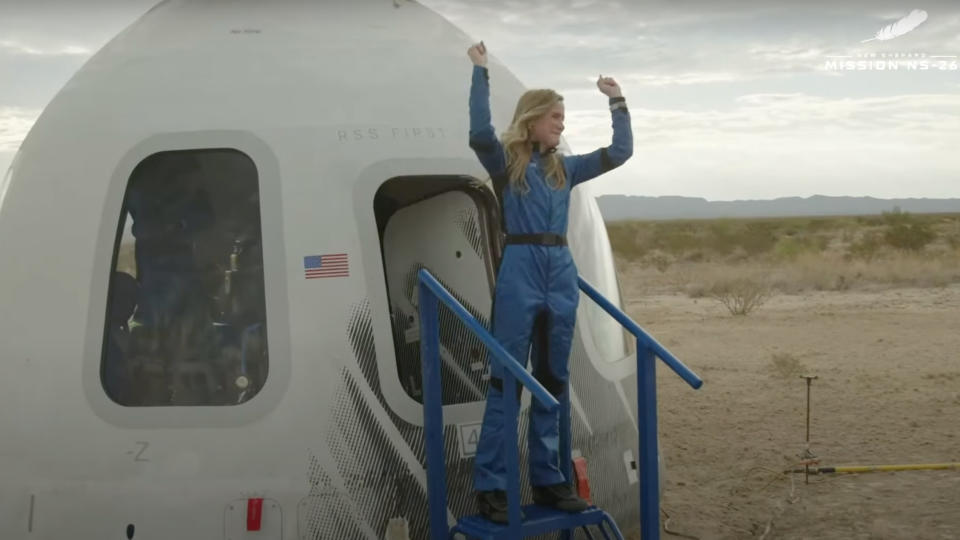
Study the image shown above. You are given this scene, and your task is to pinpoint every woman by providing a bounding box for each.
[466,41,633,523]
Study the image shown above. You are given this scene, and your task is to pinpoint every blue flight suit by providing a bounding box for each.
[468,64,633,491]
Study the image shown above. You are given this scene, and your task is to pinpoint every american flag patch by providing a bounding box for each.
[304,253,349,279]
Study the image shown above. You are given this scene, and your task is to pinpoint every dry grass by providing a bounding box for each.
[628,250,960,297]
[767,352,808,380]
[709,277,773,316]
[609,213,960,298]
[612,213,960,538]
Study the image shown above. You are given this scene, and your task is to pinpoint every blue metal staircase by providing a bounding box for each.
[418,269,702,540]
[453,505,623,540]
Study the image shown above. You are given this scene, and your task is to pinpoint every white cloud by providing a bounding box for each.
[422,0,959,197]
[0,0,955,201]
[623,71,742,87]
[0,40,91,57]
[564,93,960,142]
[0,107,40,151]
[749,43,828,64]
[60,45,93,56]
[562,92,960,199]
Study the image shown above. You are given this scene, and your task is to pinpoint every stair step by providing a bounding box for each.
[452,505,620,539]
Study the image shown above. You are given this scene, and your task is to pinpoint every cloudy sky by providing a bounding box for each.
[1,0,958,200]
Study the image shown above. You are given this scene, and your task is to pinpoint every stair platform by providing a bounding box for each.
[450,505,623,539]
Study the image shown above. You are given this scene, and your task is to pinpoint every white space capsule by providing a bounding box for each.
[0,1,643,538]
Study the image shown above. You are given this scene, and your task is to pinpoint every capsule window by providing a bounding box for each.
[101,149,268,406]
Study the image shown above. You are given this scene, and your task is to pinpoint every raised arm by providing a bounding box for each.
[567,75,633,188]
[467,42,506,176]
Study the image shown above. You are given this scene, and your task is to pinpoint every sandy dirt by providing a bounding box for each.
[619,269,960,540]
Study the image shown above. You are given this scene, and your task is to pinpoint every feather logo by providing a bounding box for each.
[861,9,928,43]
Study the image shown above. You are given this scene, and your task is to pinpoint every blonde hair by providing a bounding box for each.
[500,89,566,194]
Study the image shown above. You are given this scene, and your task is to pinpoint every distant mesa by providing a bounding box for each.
[596,195,960,221]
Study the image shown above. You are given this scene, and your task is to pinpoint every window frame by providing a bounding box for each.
[82,131,290,428]
[102,147,268,407]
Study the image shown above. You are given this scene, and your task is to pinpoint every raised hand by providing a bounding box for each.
[468,41,488,67]
[596,75,622,98]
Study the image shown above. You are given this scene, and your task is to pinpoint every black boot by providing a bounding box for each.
[532,483,590,513]
[476,490,525,524]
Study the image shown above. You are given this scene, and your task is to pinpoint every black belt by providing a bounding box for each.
[504,233,567,246]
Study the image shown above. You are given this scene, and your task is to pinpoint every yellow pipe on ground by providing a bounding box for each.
[786,463,960,474]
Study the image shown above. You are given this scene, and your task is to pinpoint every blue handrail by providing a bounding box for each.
[578,277,702,390]
[578,276,702,540]
[418,269,559,539]
[417,267,702,540]
[418,270,559,410]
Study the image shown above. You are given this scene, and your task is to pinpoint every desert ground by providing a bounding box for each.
[613,214,960,539]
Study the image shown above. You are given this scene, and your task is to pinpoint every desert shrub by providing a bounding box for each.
[857,215,885,226]
[774,237,805,260]
[879,210,937,251]
[643,249,674,272]
[946,233,960,250]
[606,221,647,261]
[847,231,883,261]
[833,273,851,291]
[683,250,706,263]
[774,235,830,260]
[884,217,935,251]
[722,246,752,264]
[707,221,738,256]
[881,207,909,226]
[769,352,808,379]
[655,229,699,255]
[740,221,778,255]
[840,227,856,243]
[610,214,960,293]
[709,277,772,316]
[684,282,710,298]
[804,218,837,232]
